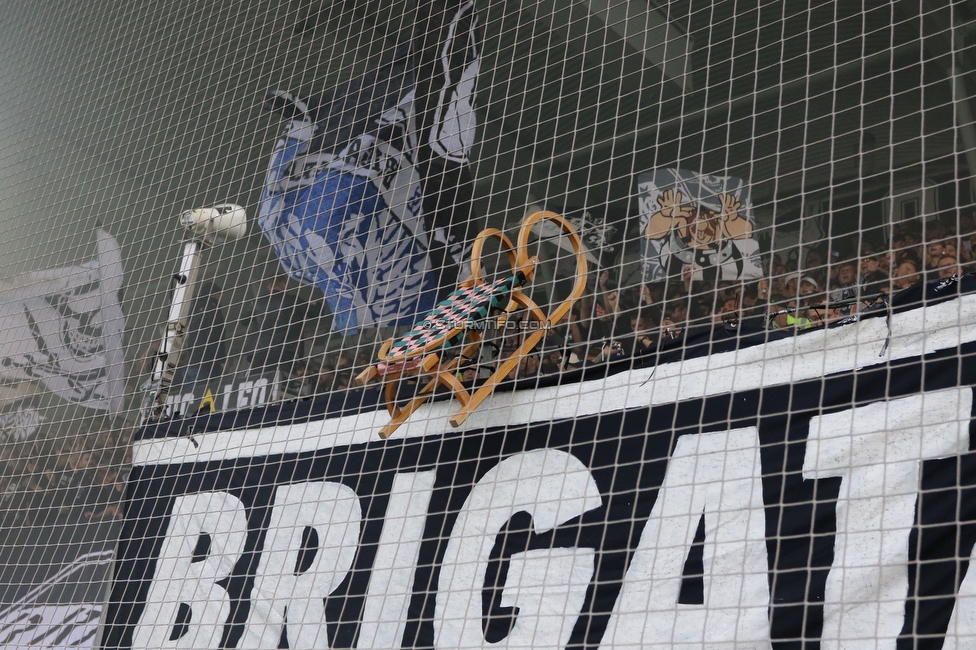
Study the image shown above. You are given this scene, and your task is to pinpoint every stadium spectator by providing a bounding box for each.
[782,272,801,298]
[598,282,625,335]
[518,353,541,379]
[244,276,314,380]
[771,262,789,295]
[627,311,659,354]
[569,292,611,349]
[282,362,313,399]
[458,365,479,385]
[583,342,622,367]
[499,348,520,380]
[331,353,354,391]
[804,247,826,274]
[942,239,958,259]
[924,219,948,246]
[767,277,819,330]
[766,295,791,329]
[966,233,976,267]
[892,227,923,265]
[173,281,228,391]
[316,359,335,393]
[640,282,664,309]
[829,261,858,302]
[938,254,961,280]
[660,316,682,341]
[711,292,740,326]
[540,347,563,374]
[962,229,976,264]
[664,294,689,329]
[798,276,824,322]
[892,259,921,291]
[859,251,888,280]
[739,281,768,320]
[756,277,771,302]
[861,270,890,297]
[925,239,947,275]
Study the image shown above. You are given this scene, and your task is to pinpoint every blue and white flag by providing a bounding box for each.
[258,67,438,333]
[0,229,126,412]
[259,1,481,332]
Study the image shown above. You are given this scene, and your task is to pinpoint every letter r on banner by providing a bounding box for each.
[240,480,362,650]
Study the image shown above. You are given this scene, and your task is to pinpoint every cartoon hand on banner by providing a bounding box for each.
[719,193,752,240]
[646,190,693,241]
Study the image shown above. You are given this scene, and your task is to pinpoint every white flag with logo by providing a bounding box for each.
[0,229,125,412]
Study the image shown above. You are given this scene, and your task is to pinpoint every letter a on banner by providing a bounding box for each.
[602,427,771,649]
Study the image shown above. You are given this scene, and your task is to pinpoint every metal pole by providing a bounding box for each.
[140,203,245,423]
[143,239,206,422]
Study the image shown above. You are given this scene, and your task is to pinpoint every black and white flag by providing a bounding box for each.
[0,229,125,412]
[0,401,45,444]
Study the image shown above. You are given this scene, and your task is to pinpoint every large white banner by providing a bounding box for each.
[104,286,976,649]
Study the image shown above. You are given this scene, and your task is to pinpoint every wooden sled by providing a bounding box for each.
[355,211,588,438]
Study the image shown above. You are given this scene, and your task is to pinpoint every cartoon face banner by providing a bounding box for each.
[102,288,976,649]
[638,169,763,284]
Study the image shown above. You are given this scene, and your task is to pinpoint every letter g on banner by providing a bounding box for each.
[434,449,603,650]
[132,492,247,650]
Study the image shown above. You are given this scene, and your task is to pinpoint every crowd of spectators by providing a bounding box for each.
[170,210,976,408]
[419,211,974,384]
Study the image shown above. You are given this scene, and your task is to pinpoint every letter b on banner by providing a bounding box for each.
[132,492,247,650]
